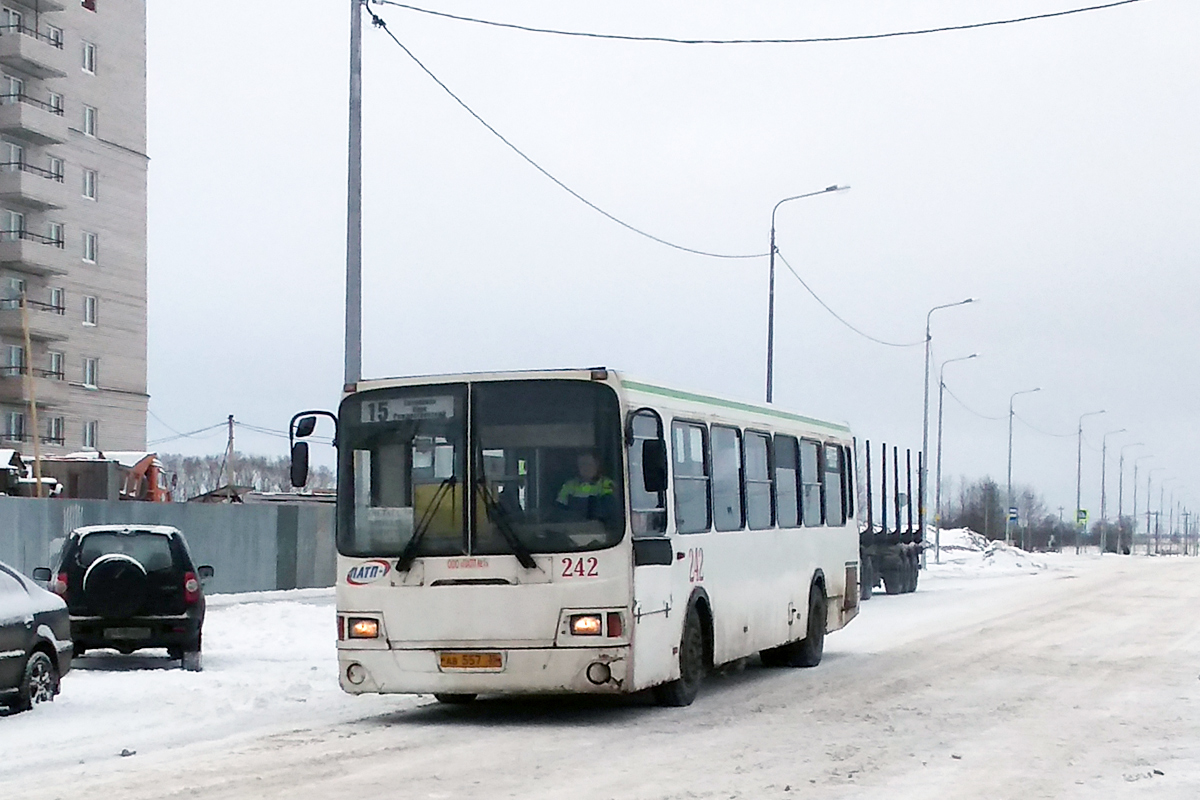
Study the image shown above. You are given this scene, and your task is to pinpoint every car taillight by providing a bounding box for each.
[183,572,201,605]
[52,572,68,596]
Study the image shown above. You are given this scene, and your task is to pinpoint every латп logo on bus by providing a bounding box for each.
[346,559,391,586]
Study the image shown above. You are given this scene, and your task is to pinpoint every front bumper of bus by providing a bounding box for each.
[336,645,631,695]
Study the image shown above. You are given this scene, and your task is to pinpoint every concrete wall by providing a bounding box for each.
[0,497,336,594]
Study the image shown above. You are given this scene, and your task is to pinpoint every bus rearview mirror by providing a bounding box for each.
[290,441,310,488]
[642,439,668,493]
[295,416,317,438]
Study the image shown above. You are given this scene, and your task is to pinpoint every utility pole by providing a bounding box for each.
[1006,388,1039,546]
[1099,429,1125,554]
[1183,510,1191,557]
[345,0,363,388]
[224,415,235,494]
[20,294,42,497]
[1076,410,1104,553]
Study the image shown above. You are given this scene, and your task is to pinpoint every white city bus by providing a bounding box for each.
[294,367,860,706]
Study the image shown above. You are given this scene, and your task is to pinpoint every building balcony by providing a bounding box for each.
[0,231,71,276]
[0,365,68,407]
[0,298,69,342]
[0,162,66,209]
[6,0,66,14]
[0,94,68,145]
[0,25,67,79]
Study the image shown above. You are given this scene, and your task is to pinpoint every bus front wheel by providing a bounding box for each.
[654,604,706,707]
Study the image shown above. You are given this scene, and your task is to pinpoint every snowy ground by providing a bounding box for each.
[2,539,1198,799]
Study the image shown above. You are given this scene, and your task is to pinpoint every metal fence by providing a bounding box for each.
[0,497,336,594]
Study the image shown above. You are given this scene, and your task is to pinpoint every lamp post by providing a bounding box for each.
[920,298,974,565]
[1075,409,1105,553]
[1146,467,1164,555]
[1158,476,1177,556]
[1116,443,1143,553]
[1098,428,1126,553]
[1131,455,1151,553]
[766,184,850,403]
[1006,387,1040,546]
[934,353,977,564]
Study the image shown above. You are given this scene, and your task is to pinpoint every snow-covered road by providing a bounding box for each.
[2,547,1198,799]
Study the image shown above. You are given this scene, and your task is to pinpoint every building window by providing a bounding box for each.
[47,91,63,114]
[82,356,98,387]
[83,420,98,449]
[47,350,63,379]
[3,209,24,241]
[46,416,64,444]
[82,105,96,137]
[83,168,97,199]
[49,287,64,314]
[6,344,24,374]
[82,231,97,262]
[6,411,25,442]
[47,222,63,247]
[83,294,97,325]
[5,276,25,301]
[82,41,96,74]
[46,25,63,48]
[4,75,23,103]
[48,156,64,181]
[2,8,23,29]
[3,141,23,171]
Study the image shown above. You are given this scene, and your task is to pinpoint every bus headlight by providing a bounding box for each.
[570,614,603,636]
[349,618,380,639]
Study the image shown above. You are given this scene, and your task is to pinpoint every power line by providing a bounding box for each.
[147,422,227,447]
[1013,412,1076,438]
[365,8,767,260]
[943,383,1005,421]
[370,0,1147,45]
[774,250,924,348]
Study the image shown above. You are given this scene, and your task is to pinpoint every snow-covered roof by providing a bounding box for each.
[59,451,156,468]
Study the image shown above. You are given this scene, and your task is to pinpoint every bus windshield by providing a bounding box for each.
[337,379,625,558]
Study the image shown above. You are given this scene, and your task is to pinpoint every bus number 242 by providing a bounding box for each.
[688,548,705,583]
[561,557,599,578]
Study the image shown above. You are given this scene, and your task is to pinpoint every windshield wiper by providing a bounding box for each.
[476,481,538,570]
[396,476,457,572]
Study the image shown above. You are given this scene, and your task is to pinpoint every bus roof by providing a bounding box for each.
[350,367,851,435]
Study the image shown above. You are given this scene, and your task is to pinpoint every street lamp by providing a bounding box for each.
[1075,409,1105,553]
[1006,387,1040,546]
[1146,467,1164,555]
[920,297,975,564]
[765,184,850,403]
[1131,454,1152,552]
[1098,428,1126,553]
[1116,442,1143,553]
[1159,477,1178,555]
[934,353,977,564]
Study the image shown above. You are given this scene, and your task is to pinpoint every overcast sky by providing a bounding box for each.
[145,0,1198,524]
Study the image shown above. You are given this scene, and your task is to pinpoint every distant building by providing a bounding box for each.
[0,1,147,454]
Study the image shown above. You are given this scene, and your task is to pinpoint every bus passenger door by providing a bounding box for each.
[626,410,678,689]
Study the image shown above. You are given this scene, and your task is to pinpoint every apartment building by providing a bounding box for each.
[0,0,146,454]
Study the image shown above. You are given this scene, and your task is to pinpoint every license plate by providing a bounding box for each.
[439,651,503,671]
[104,627,152,640]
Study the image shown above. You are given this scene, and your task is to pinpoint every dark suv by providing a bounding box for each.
[36,525,214,671]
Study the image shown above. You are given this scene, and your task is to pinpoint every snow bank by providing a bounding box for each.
[927,527,1050,575]
[0,587,417,778]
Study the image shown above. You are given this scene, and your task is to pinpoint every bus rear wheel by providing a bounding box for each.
[654,604,705,707]
[434,693,478,704]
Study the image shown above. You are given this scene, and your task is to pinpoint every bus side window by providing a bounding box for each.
[745,431,774,530]
[824,444,846,527]
[774,435,799,528]
[844,444,855,520]
[799,439,824,527]
[628,410,667,534]
[711,425,744,532]
[672,421,711,534]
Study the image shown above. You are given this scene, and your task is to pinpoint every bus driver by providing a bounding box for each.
[555,452,617,524]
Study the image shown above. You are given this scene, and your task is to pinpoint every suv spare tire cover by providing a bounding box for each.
[83,553,149,618]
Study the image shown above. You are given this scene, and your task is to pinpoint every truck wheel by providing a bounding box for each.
[882,568,903,594]
[654,604,706,706]
[908,555,920,593]
[860,556,874,601]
